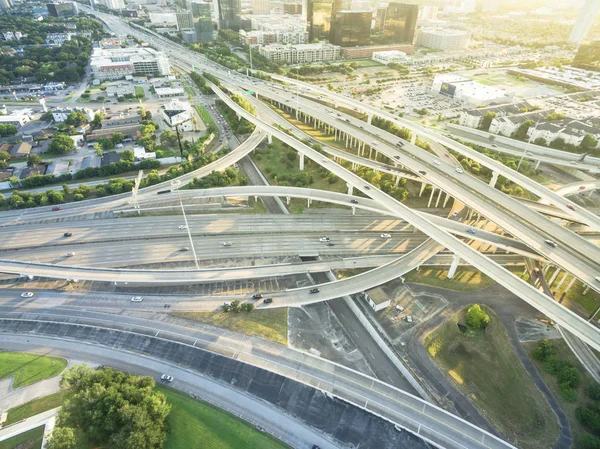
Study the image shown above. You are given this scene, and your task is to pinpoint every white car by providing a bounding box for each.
[21,292,34,298]
[66,252,75,257]
[178,225,187,230]
[380,233,391,239]
[221,241,233,246]
[433,159,440,165]
[160,374,174,383]
[319,237,330,242]
[131,296,143,302]
[455,167,463,174]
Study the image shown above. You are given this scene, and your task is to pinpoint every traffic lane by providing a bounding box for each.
[0,336,339,449]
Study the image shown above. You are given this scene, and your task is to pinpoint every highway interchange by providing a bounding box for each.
[1,9,600,449]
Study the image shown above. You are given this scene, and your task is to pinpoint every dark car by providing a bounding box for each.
[418,170,427,175]
[263,297,273,304]
[394,155,401,160]
[327,242,335,246]
[63,232,73,237]
[309,288,320,294]
[252,293,263,299]
[364,185,370,190]
[350,199,359,204]
[52,206,62,211]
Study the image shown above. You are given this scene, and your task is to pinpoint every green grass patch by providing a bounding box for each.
[404,267,528,292]
[5,390,68,426]
[0,425,45,449]
[134,86,146,99]
[425,306,559,449]
[546,268,600,317]
[0,352,67,389]
[524,339,597,443]
[171,309,288,345]
[353,59,383,68]
[159,386,290,449]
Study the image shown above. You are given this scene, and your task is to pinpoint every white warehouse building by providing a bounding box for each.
[417,28,471,51]
[90,47,170,80]
[432,74,507,105]
[372,50,408,65]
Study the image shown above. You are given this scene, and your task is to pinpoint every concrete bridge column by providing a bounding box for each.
[267,134,272,144]
[347,183,353,195]
[410,134,417,145]
[369,147,373,159]
[435,189,443,208]
[564,277,577,294]
[352,207,356,216]
[286,196,290,205]
[367,114,372,125]
[535,160,541,170]
[307,198,311,207]
[548,268,562,286]
[467,209,474,220]
[299,154,305,170]
[395,176,400,187]
[448,255,460,279]
[419,182,426,197]
[583,285,590,295]
[254,196,258,202]
[428,186,437,208]
[489,171,500,188]
[542,264,552,275]
[443,193,451,208]
[555,273,570,292]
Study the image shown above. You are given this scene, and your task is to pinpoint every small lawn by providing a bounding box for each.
[425,306,559,449]
[404,267,528,292]
[353,59,383,68]
[5,390,68,426]
[134,86,146,100]
[0,352,67,389]
[546,267,600,317]
[158,386,290,449]
[0,425,45,449]
[171,309,288,345]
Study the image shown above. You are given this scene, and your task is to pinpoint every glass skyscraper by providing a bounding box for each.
[382,2,417,44]
[218,0,241,30]
[330,11,371,47]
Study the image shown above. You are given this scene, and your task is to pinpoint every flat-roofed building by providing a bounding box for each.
[91,47,170,80]
[259,42,341,64]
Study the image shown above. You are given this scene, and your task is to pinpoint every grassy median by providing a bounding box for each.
[404,266,528,292]
[0,425,45,449]
[425,306,559,449]
[159,386,290,449]
[5,390,68,426]
[171,309,288,345]
[0,352,67,389]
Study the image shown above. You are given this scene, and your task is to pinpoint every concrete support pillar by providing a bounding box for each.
[307,198,311,207]
[267,134,272,144]
[535,160,541,170]
[367,114,372,124]
[352,207,356,216]
[583,285,590,295]
[555,273,570,292]
[564,277,577,294]
[543,264,552,275]
[254,196,258,202]
[419,182,426,197]
[299,154,304,170]
[286,196,290,205]
[548,268,562,286]
[411,133,416,145]
[395,176,400,187]
[489,171,500,188]
[468,209,474,220]
[443,193,451,208]
[435,189,443,208]
[347,183,353,195]
[369,148,373,159]
[428,186,437,208]
[448,255,460,279]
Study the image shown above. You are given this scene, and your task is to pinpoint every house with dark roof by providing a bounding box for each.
[19,164,46,179]
[9,142,32,158]
[101,152,121,166]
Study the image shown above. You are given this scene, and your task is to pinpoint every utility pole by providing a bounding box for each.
[175,123,184,157]
[172,179,200,270]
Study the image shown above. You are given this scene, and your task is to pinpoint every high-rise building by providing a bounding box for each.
[568,0,600,44]
[102,0,124,9]
[374,4,387,32]
[573,39,600,71]
[381,3,417,43]
[283,2,301,14]
[252,0,269,14]
[331,10,371,47]
[176,10,194,30]
[47,2,78,16]
[307,0,342,41]
[218,0,242,30]
[191,1,214,41]
[417,28,470,50]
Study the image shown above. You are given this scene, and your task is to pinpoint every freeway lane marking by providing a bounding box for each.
[0,313,506,449]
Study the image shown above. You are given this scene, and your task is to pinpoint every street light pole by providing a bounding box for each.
[173,180,200,270]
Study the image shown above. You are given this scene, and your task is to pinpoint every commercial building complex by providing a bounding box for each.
[341,43,413,59]
[46,2,78,16]
[330,11,371,47]
[239,29,308,45]
[307,0,336,41]
[432,74,506,105]
[218,0,242,30]
[162,99,195,132]
[90,48,170,80]
[372,50,408,65]
[258,42,341,64]
[191,1,214,42]
[417,28,470,51]
[239,14,307,44]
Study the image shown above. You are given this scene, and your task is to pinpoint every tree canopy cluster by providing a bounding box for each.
[47,365,170,449]
[465,304,490,330]
[0,123,18,137]
[215,99,254,135]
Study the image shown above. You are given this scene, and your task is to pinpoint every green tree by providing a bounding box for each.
[121,149,134,162]
[532,339,555,361]
[0,123,17,137]
[91,112,104,127]
[466,304,490,330]
[578,433,600,449]
[26,154,42,167]
[514,120,534,140]
[581,134,597,150]
[97,138,114,151]
[229,299,240,312]
[57,365,170,449]
[47,427,78,449]
[111,132,125,145]
[480,111,496,131]
[0,150,10,162]
[49,134,76,154]
[65,111,87,127]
